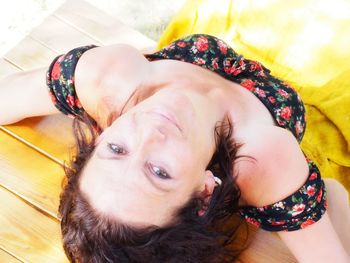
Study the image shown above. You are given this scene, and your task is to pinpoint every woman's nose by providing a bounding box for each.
[141,124,167,144]
[133,111,167,142]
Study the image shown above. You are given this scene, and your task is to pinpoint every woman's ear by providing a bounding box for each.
[198,170,216,217]
[203,170,216,196]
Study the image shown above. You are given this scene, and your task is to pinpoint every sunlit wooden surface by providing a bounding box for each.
[0,0,296,261]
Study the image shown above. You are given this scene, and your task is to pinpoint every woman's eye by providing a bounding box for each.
[108,143,127,155]
[149,165,170,179]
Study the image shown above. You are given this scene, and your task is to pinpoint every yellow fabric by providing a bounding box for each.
[158,0,350,192]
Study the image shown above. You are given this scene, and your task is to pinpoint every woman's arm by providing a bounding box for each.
[278,212,349,263]
[238,126,349,262]
[0,44,151,127]
[239,179,350,263]
[0,68,59,125]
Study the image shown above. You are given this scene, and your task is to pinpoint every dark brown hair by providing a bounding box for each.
[59,113,246,262]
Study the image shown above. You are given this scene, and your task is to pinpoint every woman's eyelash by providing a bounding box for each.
[148,164,171,179]
[108,143,127,155]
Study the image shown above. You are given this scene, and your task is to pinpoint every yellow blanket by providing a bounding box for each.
[158,0,350,192]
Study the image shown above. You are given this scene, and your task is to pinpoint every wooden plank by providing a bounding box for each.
[0,187,68,262]
[2,115,74,164]
[0,58,20,78]
[30,15,100,54]
[0,248,22,263]
[0,129,65,218]
[240,227,296,262]
[54,0,156,51]
[4,36,58,70]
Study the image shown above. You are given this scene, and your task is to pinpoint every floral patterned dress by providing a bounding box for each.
[46,34,327,232]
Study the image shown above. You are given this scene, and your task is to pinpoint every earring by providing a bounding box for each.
[214,176,222,186]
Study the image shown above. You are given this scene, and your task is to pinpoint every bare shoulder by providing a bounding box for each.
[235,124,309,207]
[74,44,151,127]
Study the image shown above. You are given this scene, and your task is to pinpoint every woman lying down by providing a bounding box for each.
[1,34,349,263]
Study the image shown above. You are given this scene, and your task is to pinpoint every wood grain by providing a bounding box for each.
[0,187,68,262]
[4,36,57,70]
[0,129,64,219]
[240,227,296,262]
[0,248,22,263]
[54,0,156,51]
[0,58,20,78]
[2,116,74,164]
[30,15,100,54]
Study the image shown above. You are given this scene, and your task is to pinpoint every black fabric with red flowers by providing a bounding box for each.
[239,159,327,231]
[46,34,327,232]
[46,44,97,118]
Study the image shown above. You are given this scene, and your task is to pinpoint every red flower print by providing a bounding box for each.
[176,41,186,48]
[280,106,292,120]
[249,61,262,72]
[292,203,305,216]
[217,40,227,55]
[241,79,255,91]
[316,188,323,203]
[309,172,317,181]
[211,59,219,70]
[255,88,266,98]
[195,57,206,65]
[306,186,316,196]
[271,220,286,226]
[51,61,61,80]
[66,95,75,108]
[295,121,304,136]
[277,118,286,126]
[75,98,82,108]
[268,96,276,104]
[239,58,245,68]
[255,69,267,77]
[195,36,209,52]
[300,219,315,229]
[246,217,261,228]
[278,89,290,98]
[224,59,231,67]
[232,68,242,76]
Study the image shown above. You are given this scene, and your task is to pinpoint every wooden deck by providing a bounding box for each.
[0,0,296,262]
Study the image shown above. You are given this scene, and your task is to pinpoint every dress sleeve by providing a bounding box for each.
[46,45,97,118]
[239,159,327,231]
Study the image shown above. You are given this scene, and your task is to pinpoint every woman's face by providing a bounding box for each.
[79,86,223,227]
